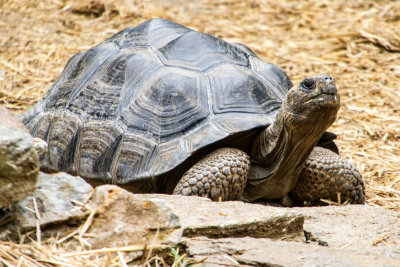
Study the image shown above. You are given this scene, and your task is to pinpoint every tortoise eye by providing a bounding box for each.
[301,78,315,90]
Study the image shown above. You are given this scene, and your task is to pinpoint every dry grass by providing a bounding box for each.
[0,1,399,264]
[0,238,174,266]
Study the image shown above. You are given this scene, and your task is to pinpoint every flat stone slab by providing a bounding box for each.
[136,194,304,240]
[0,106,39,207]
[183,236,400,267]
[84,185,182,249]
[137,194,400,264]
[292,205,400,258]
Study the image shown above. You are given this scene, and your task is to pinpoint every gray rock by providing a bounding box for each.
[138,195,400,265]
[183,236,400,267]
[18,172,94,227]
[0,177,183,249]
[0,171,93,240]
[82,185,182,249]
[293,205,400,258]
[0,106,30,134]
[2,177,399,267]
[136,194,304,240]
[0,106,39,208]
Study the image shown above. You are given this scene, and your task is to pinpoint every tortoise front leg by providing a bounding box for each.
[290,147,365,205]
[173,148,250,201]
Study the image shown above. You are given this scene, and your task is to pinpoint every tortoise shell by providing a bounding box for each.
[22,19,292,191]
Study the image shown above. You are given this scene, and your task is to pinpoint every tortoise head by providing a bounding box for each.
[283,73,340,129]
[244,74,341,201]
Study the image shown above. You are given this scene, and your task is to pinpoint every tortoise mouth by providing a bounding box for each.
[306,91,338,104]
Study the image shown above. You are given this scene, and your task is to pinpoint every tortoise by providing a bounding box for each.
[21,19,365,205]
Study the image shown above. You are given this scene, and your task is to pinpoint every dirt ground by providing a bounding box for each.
[1,0,399,211]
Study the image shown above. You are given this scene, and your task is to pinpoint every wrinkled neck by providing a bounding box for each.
[251,110,289,166]
[243,107,333,202]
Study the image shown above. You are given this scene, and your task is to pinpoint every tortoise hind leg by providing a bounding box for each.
[173,148,250,201]
[290,146,365,205]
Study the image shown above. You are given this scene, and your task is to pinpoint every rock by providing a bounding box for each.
[18,172,94,228]
[0,176,183,250]
[293,205,400,258]
[136,194,304,240]
[179,204,400,266]
[2,190,303,248]
[2,175,398,266]
[0,172,93,240]
[82,185,182,249]
[0,106,30,133]
[138,195,400,265]
[0,106,39,208]
[183,236,400,267]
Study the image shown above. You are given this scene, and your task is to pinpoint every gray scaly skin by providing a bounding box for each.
[173,148,250,201]
[290,147,365,205]
[173,74,365,205]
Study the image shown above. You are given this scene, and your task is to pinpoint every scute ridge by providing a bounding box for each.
[119,69,210,142]
[156,31,250,73]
